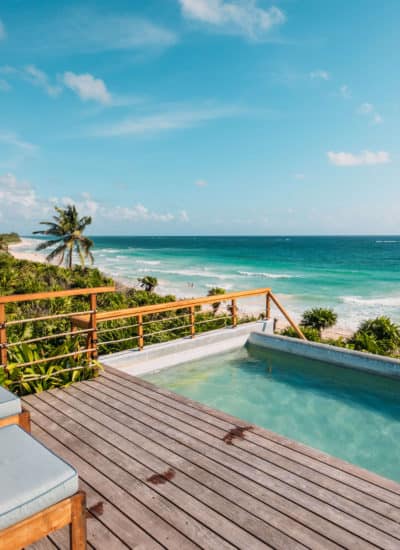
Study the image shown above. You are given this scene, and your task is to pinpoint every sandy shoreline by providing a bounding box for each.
[9,238,354,339]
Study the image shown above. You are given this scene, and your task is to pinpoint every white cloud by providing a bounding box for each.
[0,79,11,92]
[24,65,62,97]
[0,174,49,221]
[327,150,390,167]
[0,177,185,227]
[63,72,111,104]
[195,179,208,186]
[357,102,383,125]
[0,19,6,40]
[294,173,305,180]
[179,0,286,40]
[339,84,351,99]
[91,103,244,137]
[309,70,330,80]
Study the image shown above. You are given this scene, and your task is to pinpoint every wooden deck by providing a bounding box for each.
[23,368,400,550]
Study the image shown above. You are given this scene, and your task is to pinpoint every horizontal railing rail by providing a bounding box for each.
[0,285,305,385]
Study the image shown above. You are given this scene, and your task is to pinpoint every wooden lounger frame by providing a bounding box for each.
[0,409,31,432]
[0,491,86,549]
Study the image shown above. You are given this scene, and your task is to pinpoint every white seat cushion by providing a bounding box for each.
[0,425,78,530]
[0,386,21,418]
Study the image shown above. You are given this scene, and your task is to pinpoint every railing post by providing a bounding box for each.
[138,314,144,350]
[89,293,97,361]
[190,306,195,338]
[231,299,237,328]
[266,292,271,320]
[0,303,7,371]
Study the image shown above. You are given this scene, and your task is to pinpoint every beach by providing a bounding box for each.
[10,235,400,338]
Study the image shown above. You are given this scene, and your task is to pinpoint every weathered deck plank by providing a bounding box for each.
[22,367,400,550]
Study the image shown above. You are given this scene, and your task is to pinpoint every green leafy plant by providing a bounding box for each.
[301,307,338,335]
[349,316,400,356]
[281,326,321,342]
[137,276,158,292]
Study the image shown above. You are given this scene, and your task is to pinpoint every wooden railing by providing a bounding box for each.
[0,286,305,381]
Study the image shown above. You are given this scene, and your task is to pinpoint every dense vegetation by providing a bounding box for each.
[281,307,400,358]
[0,232,21,253]
[0,253,252,395]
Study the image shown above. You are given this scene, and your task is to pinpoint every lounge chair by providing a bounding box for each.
[0,424,86,549]
[0,385,31,431]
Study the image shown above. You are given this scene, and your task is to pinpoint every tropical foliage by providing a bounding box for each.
[349,316,400,356]
[301,307,338,335]
[0,255,252,395]
[34,205,94,268]
[138,276,158,292]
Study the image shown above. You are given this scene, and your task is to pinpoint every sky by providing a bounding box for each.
[0,0,399,235]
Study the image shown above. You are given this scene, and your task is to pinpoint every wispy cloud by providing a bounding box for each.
[179,0,286,40]
[29,9,177,55]
[327,150,390,167]
[0,132,37,153]
[63,72,111,104]
[0,19,6,41]
[309,70,330,80]
[1,65,62,97]
[339,84,351,99]
[0,79,11,92]
[24,65,62,97]
[90,103,246,137]
[0,174,48,221]
[357,102,383,125]
[195,179,208,186]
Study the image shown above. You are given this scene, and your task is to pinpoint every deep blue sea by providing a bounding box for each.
[21,236,400,331]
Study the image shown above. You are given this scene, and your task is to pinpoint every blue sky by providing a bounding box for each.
[0,0,399,235]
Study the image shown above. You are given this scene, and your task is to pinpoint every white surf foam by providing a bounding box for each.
[238,270,297,279]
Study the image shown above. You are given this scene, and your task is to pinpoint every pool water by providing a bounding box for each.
[142,344,400,482]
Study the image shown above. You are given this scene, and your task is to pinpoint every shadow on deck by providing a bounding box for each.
[23,368,400,549]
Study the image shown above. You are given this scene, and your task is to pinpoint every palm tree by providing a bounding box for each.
[33,205,94,269]
[138,276,158,292]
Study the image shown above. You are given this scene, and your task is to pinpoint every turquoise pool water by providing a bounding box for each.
[142,345,400,482]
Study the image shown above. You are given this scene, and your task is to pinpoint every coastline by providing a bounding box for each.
[9,237,353,339]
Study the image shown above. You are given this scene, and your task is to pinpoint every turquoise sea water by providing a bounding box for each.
[22,235,400,330]
[143,345,400,482]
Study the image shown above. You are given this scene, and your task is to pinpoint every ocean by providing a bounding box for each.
[19,236,400,332]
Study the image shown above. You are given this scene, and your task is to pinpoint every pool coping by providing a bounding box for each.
[248,332,400,378]
[99,320,274,376]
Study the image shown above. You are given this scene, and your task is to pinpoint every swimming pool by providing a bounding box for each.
[142,343,400,482]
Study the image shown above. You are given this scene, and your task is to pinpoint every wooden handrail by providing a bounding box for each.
[71,287,272,327]
[0,286,115,304]
[0,285,307,380]
[269,292,306,340]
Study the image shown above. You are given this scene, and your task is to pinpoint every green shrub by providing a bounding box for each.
[301,307,338,335]
[349,316,400,356]
[281,326,321,342]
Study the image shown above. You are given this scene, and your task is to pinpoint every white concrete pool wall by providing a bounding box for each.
[100,320,273,376]
[248,332,400,379]
[100,319,400,379]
